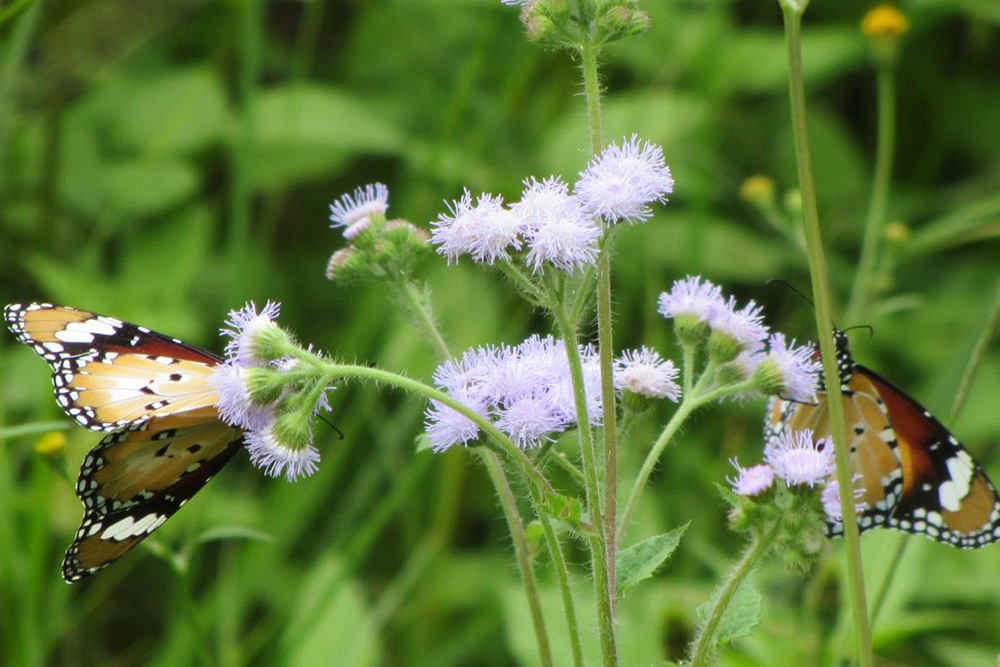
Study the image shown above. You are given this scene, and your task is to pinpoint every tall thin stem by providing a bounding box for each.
[847,63,897,324]
[780,6,873,665]
[553,304,618,666]
[581,39,621,625]
[396,277,583,662]
[482,449,554,667]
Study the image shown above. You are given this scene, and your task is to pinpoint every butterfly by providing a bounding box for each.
[4,303,244,582]
[766,329,1000,548]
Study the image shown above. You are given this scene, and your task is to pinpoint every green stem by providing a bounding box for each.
[481,449,554,667]
[229,0,262,300]
[314,361,554,495]
[581,42,604,155]
[780,6,873,665]
[618,398,697,545]
[869,279,1000,626]
[396,278,452,361]
[529,484,585,667]
[0,421,72,441]
[689,530,772,667]
[498,261,548,306]
[553,305,618,666]
[847,63,897,324]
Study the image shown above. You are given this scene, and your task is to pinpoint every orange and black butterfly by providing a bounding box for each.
[766,329,1000,548]
[4,303,244,582]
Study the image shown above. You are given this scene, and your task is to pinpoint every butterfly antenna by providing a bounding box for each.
[840,324,875,340]
[318,414,345,440]
[765,279,815,306]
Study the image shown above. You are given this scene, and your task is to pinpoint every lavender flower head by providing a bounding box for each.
[821,477,867,522]
[424,335,603,452]
[756,333,821,402]
[210,363,274,431]
[728,459,775,497]
[764,429,835,488]
[657,275,725,324]
[330,183,389,239]
[221,301,282,367]
[575,135,674,224]
[614,347,681,401]
[246,425,321,482]
[708,296,769,354]
[431,191,521,265]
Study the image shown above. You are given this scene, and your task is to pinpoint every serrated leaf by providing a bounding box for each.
[715,482,741,508]
[542,491,588,535]
[616,524,689,594]
[695,571,763,647]
[414,433,434,453]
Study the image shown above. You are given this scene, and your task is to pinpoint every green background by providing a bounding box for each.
[1,0,998,664]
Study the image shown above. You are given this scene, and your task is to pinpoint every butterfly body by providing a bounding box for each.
[767,330,1000,548]
[4,303,243,582]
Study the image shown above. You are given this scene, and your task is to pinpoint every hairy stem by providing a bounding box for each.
[482,449,554,667]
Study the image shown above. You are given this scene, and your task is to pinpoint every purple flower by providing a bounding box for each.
[822,478,867,522]
[764,429,835,488]
[614,347,681,401]
[658,276,725,324]
[575,135,674,224]
[210,364,274,430]
[329,183,389,238]
[221,301,282,367]
[758,333,821,402]
[495,393,569,449]
[708,297,769,354]
[424,388,488,453]
[431,191,521,264]
[246,424,320,482]
[728,459,775,496]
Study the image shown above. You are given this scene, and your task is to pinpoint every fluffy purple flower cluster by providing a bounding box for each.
[425,335,680,452]
[210,302,328,482]
[431,136,673,271]
[729,428,866,523]
[658,275,820,402]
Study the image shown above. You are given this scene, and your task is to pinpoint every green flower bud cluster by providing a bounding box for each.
[516,0,649,50]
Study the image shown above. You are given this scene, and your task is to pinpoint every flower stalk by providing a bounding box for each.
[779,3,873,664]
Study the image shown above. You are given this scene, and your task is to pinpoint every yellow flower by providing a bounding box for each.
[884,221,911,242]
[739,175,776,205]
[861,5,909,39]
[35,431,67,456]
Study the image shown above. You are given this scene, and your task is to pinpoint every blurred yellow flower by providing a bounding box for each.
[35,431,67,456]
[740,175,776,205]
[884,221,911,242]
[861,5,909,39]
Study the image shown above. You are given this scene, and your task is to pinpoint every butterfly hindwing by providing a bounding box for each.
[4,303,222,432]
[857,365,1000,548]
[64,416,244,582]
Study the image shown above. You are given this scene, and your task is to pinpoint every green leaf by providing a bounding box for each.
[714,482,740,509]
[101,160,199,217]
[110,68,230,155]
[695,572,763,647]
[616,523,689,594]
[253,85,402,188]
[541,490,589,535]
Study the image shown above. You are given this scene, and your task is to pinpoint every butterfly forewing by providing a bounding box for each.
[4,303,222,432]
[5,302,248,582]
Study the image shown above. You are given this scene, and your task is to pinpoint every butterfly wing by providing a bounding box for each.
[4,303,222,432]
[767,369,904,536]
[855,365,1000,548]
[64,414,244,582]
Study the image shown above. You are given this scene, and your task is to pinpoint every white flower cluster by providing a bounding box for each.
[431,136,673,272]
[425,335,681,452]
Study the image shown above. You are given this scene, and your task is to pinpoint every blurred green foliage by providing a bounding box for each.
[1,0,998,665]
